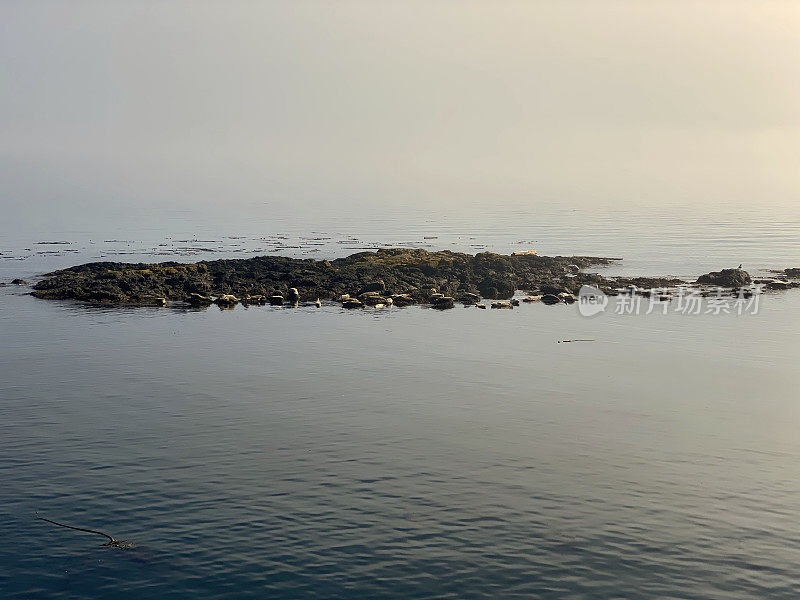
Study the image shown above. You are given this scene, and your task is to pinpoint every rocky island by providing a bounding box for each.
[27,248,799,309]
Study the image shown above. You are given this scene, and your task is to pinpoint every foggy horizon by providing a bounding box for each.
[2,1,800,233]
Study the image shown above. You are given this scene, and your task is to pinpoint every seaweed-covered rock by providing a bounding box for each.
[696,269,751,288]
[459,292,481,305]
[540,285,569,296]
[431,296,455,309]
[30,248,616,306]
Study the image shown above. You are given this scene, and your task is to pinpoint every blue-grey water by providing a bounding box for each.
[2,205,800,599]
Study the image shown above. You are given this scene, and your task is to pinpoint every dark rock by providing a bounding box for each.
[540,285,569,296]
[29,249,618,306]
[613,276,685,290]
[431,296,455,309]
[478,278,515,299]
[696,269,751,288]
[459,292,481,305]
[540,294,562,305]
[785,268,800,278]
[11,278,27,285]
[510,298,520,306]
[766,280,790,290]
[269,295,284,305]
[286,287,300,302]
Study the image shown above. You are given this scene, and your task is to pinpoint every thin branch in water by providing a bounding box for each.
[36,514,120,546]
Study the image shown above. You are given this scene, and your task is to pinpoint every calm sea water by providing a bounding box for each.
[2,204,800,599]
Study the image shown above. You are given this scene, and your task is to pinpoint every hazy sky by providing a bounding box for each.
[2,1,799,231]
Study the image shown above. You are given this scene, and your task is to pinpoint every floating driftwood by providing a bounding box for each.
[36,514,125,547]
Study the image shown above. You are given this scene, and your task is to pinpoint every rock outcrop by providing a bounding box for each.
[31,248,615,305]
[696,269,751,288]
